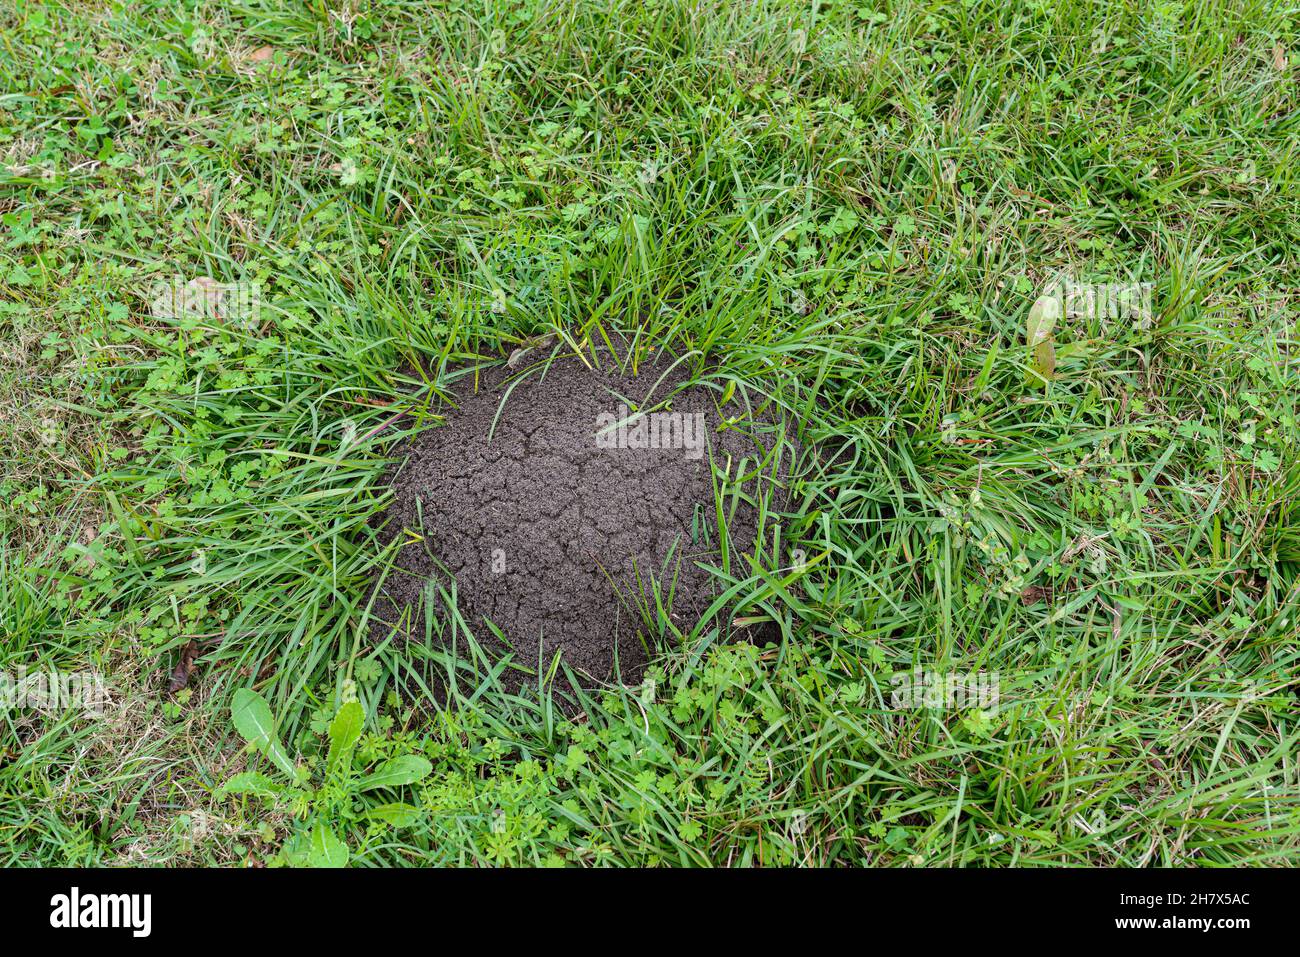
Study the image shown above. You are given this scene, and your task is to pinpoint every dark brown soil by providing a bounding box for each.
[368,346,792,694]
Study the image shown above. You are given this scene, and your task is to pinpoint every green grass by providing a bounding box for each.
[1,0,1298,866]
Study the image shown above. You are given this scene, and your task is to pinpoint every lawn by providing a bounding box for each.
[1,0,1297,867]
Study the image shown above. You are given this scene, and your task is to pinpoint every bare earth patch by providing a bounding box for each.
[369,348,792,693]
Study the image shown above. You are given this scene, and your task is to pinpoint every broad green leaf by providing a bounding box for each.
[231,688,275,746]
[366,803,421,828]
[230,688,297,780]
[306,821,348,868]
[261,737,298,781]
[327,700,363,769]
[217,771,282,800]
[278,831,310,867]
[358,754,432,791]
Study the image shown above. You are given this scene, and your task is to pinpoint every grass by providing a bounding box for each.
[1,0,1298,866]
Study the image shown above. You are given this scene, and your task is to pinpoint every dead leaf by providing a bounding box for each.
[167,640,199,694]
[249,46,274,63]
[1273,43,1287,71]
[1020,585,1052,606]
[1026,295,1059,346]
[507,333,556,368]
[1027,293,1060,381]
[1030,339,1056,384]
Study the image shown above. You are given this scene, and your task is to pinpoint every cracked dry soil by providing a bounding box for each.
[369,348,791,693]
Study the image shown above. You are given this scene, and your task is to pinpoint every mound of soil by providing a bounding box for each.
[368,346,792,694]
